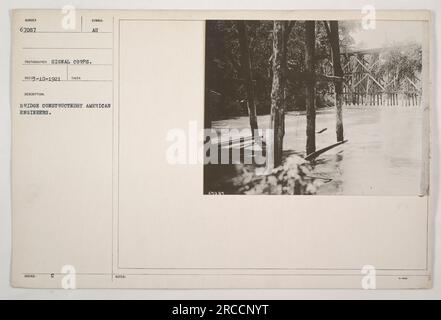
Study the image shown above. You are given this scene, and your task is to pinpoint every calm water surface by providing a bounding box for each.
[212,106,425,195]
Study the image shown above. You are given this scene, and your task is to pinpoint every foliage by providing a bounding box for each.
[377,43,422,91]
[233,155,321,195]
[205,20,356,121]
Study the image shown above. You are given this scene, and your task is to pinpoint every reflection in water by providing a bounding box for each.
[210,106,425,195]
[303,106,423,195]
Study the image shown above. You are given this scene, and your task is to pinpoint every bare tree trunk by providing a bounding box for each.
[282,22,294,136]
[237,21,258,136]
[328,21,344,142]
[270,21,286,167]
[305,21,316,155]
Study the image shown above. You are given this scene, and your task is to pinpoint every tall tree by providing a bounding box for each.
[237,21,258,135]
[270,21,286,167]
[305,21,316,155]
[325,21,344,142]
[280,21,295,151]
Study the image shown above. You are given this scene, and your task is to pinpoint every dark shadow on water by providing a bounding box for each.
[203,149,305,195]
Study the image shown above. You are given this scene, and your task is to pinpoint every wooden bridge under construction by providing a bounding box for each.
[337,45,422,107]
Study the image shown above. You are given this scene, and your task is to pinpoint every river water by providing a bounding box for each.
[212,106,426,195]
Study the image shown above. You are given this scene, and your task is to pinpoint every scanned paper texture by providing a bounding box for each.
[10,9,432,289]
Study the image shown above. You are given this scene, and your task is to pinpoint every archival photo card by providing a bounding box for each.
[10,10,432,289]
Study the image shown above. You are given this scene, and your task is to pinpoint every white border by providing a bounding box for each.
[1,0,439,299]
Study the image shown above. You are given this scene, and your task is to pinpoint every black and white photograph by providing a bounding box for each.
[204,19,428,195]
